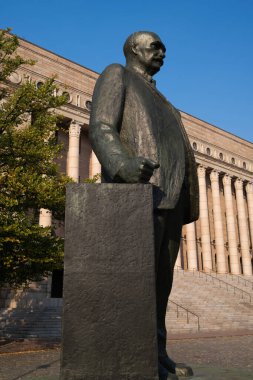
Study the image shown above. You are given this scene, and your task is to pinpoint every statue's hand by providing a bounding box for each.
[116,157,160,183]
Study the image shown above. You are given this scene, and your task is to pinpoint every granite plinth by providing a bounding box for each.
[60,184,158,380]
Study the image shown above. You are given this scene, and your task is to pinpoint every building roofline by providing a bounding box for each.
[14,34,252,147]
[17,35,99,76]
[179,109,253,146]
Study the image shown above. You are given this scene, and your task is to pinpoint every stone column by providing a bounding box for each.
[246,182,253,248]
[39,208,52,297]
[67,121,81,182]
[39,208,52,227]
[235,179,252,275]
[210,170,227,273]
[197,165,212,272]
[186,222,198,270]
[222,175,240,274]
[90,150,101,181]
[175,244,182,269]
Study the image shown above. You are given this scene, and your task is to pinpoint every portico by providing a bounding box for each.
[177,113,253,276]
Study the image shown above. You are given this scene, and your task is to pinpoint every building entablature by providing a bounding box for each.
[6,38,99,130]
[186,135,253,183]
[196,159,253,185]
[8,67,93,127]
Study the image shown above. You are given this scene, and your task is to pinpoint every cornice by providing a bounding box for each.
[18,41,98,81]
[56,107,90,128]
[195,156,253,182]
[18,67,94,98]
[187,135,253,178]
[181,111,253,148]
[9,67,93,120]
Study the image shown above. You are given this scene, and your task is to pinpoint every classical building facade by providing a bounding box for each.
[10,38,253,288]
[178,113,253,277]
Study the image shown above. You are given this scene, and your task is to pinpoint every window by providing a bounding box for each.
[8,72,21,84]
[85,100,92,111]
[219,152,223,160]
[62,92,72,103]
[243,162,247,169]
[36,81,44,89]
[231,157,235,164]
[206,147,211,155]
[192,142,197,150]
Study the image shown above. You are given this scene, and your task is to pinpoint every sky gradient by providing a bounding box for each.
[1,0,253,142]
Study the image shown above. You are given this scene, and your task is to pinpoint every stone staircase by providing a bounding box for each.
[0,282,62,340]
[0,306,62,340]
[215,272,253,293]
[1,270,253,339]
[166,300,200,334]
[167,269,253,334]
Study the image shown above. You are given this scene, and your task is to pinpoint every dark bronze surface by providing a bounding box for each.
[89,31,199,221]
[89,31,199,379]
[61,184,158,380]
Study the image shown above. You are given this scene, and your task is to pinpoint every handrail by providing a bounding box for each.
[202,267,253,289]
[175,266,252,303]
[204,269,253,290]
[200,271,252,303]
[168,299,200,331]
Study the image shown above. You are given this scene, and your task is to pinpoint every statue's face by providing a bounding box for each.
[133,33,166,76]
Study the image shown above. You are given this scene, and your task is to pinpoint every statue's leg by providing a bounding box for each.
[154,207,182,365]
[154,209,180,380]
[154,194,193,378]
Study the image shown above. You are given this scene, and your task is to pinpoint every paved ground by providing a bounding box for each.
[0,334,253,380]
[168,334,253,369]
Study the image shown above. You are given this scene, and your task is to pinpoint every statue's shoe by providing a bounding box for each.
[174,363,193,377]
[159,355,193,377]
[158,362,179,380]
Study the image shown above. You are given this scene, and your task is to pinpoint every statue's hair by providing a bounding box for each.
[123,31,155,58]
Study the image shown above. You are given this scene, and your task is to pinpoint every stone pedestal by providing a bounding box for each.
[60,184,158,380]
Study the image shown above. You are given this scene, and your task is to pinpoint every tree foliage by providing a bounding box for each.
[0,28,72,288]
[83,173,101,183]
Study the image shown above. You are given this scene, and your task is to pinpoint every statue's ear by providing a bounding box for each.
[131,44,139,55]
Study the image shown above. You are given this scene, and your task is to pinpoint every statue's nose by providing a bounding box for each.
[159,50,166,59]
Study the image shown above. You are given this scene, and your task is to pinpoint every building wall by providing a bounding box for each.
[10,38,253,280]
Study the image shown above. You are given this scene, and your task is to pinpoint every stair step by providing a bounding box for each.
[0,270,253,339]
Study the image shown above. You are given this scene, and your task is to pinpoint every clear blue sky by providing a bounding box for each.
[1,0,253,142]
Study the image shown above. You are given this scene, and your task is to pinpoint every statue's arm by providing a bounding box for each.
[89,64,129,179]
[89,64,159,183]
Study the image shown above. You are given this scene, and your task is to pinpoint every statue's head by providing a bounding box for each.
[123,31,166,76]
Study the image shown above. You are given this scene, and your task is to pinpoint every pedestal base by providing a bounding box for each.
[60,184,158,380]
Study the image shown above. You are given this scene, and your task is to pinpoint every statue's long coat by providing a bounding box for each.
[89,64,199,224]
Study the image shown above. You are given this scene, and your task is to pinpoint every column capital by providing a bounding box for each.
[70,119,82,127]
[39,208,52,216]
[234,178,244,191]
[222,174,232,186]
[197,165,207,178]
[246,182,253,194]
[69,121,81,137]
[210,169,219,182]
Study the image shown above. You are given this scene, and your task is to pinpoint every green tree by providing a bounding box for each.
[0,28,72,288]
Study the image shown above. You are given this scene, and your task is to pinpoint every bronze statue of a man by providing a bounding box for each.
[89,31,199,380]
